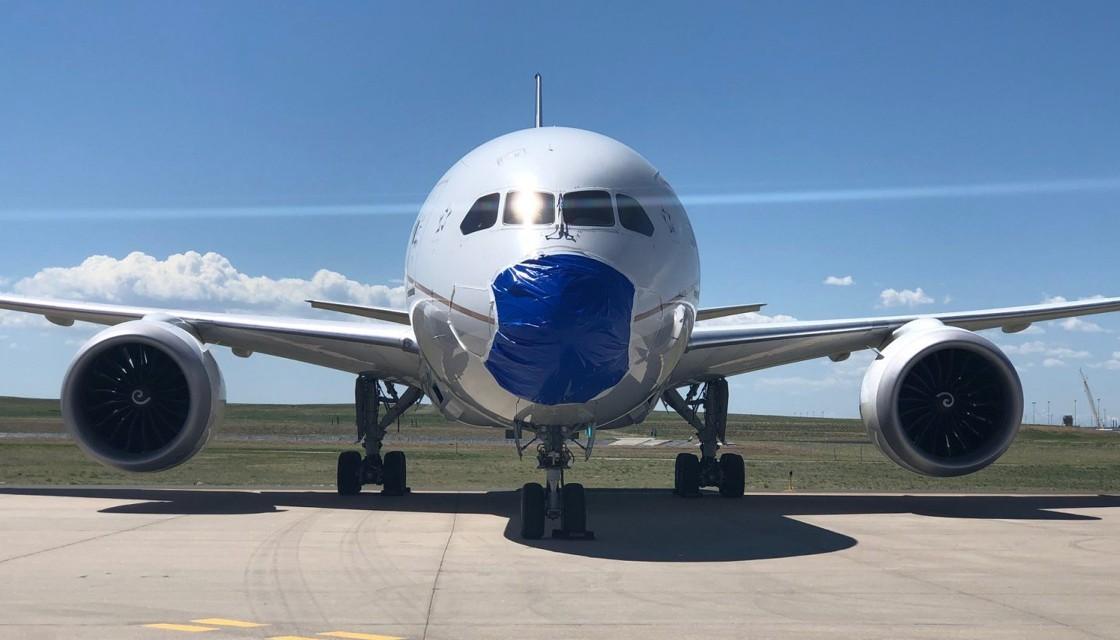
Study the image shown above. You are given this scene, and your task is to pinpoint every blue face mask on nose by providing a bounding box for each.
[486,253,634,405]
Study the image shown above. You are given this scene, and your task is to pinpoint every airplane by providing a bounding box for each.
[3,75,1120,539]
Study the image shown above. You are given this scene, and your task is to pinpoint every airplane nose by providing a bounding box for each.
[486,253,634,405]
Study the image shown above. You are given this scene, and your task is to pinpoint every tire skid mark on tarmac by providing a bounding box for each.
[292,509,331,623]
[336,509,401,619]
[243,507,328,633]
[1070,536,1115,555]
[350,509,427,623]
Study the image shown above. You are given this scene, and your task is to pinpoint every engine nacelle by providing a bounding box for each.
[860,319,1023,477]
[61,319,225,472]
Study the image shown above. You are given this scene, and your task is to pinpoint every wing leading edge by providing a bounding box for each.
[0,295,422,383]
[673,296,1120,385]
[695,303,766,321]
[306,299,411,325]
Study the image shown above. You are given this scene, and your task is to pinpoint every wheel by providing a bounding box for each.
[719,453,745,498]
[382,450,407,495]
[677,453,700,497]
[336,451,362,496]
[561,483,586,533]
[674,452,691,495]
[520,482,546,539]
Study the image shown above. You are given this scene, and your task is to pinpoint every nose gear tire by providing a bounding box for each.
[561,482,587,533]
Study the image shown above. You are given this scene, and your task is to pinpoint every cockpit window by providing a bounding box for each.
[460,193,500,235]
[561,190,614,227]
[503,191,556,225]
[616,194,655,237]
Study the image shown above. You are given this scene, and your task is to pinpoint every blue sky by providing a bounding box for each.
[1,1,1119,421]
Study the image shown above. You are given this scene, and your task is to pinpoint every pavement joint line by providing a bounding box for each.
[143,623,219,633]
[192,618,268,628]
[317,632,405,640]
[0,514,187,566]
[420,493,460,640]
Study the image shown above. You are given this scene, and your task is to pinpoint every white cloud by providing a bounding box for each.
[756,375,841,390]
[878,287,934,308]
[1,251,405,325]
[1043,294,1106,304]
[753,352,874,392]
[942,295,953,304]
[823,275,854,287]
[1047,347,1091,359]
[1000,341,1089,359]
[1060,317,1106,333]
[1097,352,1120,370]
[1043,358,1067,368]
[0,310,48,328]
[1000,341,1048,355]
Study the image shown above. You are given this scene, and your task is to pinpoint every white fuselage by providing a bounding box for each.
[404,127,700,430]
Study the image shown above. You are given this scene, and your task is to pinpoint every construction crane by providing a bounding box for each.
[1080,369,1103,429]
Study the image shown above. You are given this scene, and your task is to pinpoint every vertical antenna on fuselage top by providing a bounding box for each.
[534,73,543,128]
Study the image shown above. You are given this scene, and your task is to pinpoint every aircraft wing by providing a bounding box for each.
[671,296,1120,384]
[695,303,766,321]
[0,295,422,383]
[306,299,411,325]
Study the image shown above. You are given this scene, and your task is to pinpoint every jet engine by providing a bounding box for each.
[860,318,1023,477]
[60,319,225,472]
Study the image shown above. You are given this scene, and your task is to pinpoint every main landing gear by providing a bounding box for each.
[661,378,745,498]
[517,425,594,540]
[337,373,423,497]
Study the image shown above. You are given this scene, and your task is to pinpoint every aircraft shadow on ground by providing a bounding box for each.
[2,487,1118,562]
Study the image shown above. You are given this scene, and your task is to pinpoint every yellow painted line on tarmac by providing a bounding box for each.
[192,618,268,628]
[318,632,404,640]
[144,623,219,633]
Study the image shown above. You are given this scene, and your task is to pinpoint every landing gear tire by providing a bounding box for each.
[382,450,407,495]
[719,453,745,498]
[561,482,587,534]
[676,453,700,497]
[337,450,362,496]
[520,482,546,539]
[673,452,689,495]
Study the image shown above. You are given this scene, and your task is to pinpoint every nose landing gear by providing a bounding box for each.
[518,425,594,540]
[336,373,422,497]
[663,378,745,498]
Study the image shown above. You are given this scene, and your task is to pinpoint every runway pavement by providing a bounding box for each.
[2,488,1120,639]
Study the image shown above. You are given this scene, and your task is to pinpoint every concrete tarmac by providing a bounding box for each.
[2,488,1120,640]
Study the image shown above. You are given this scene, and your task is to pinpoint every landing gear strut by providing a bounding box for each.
[661,378,745,498]
[518,425,593,540]
[336,372,423,496]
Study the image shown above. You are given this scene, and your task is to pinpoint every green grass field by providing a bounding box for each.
[1,396,1118,492]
